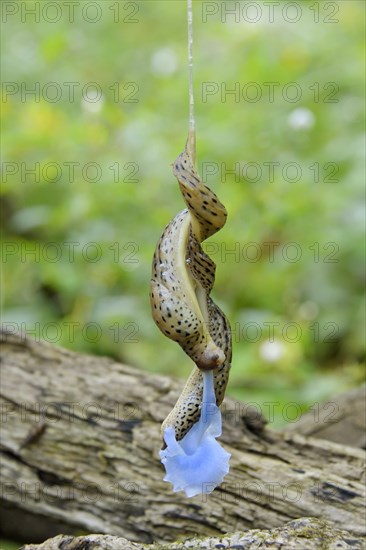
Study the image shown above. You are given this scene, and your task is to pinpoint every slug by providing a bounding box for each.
[150,134,232,442]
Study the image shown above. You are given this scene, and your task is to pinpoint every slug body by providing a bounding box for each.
[150,139,232,442]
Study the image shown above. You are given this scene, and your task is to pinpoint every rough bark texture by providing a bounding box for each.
[20,518,366,550]
[287,384,366,449]
[1,329,365,547]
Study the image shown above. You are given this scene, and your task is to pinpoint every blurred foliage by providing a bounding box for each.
[1,0,365,436]
[0,540,19,550]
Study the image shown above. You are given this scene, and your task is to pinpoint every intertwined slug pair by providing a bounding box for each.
[150,134,232,443]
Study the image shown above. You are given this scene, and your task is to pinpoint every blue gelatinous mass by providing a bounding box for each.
[160,371,231,498]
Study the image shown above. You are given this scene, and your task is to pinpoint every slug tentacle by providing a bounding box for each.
[150,139,232,442]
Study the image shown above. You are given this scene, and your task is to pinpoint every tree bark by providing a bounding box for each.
[1,329,365,546]
[20,518,366,550]
[286,384,366,449]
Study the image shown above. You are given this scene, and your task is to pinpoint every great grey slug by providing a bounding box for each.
[150,134,232,442]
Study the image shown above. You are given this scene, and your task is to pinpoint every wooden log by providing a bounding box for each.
[287,384,366,449]
[20,518,366,550]
[1,329,365,545]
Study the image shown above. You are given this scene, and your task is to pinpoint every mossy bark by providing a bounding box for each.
[20,519,366,550]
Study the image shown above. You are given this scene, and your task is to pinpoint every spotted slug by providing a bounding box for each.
[150,134,232,442]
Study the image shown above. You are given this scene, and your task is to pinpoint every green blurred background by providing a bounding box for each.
[1,0,365,427]
[1,1,365,545]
